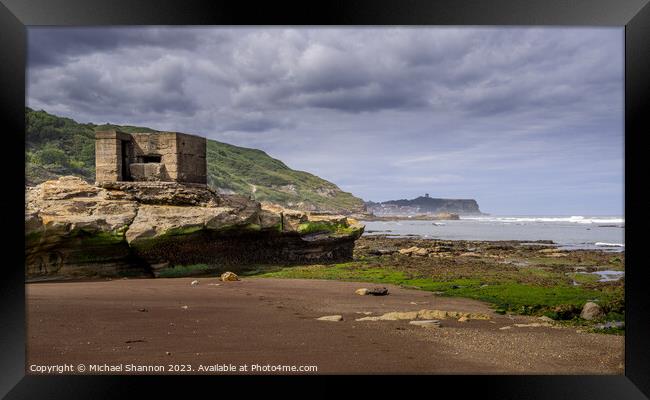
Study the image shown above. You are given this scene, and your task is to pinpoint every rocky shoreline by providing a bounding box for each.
[25,176,364,281]
[246,235,625,333]
[24,179,625,333]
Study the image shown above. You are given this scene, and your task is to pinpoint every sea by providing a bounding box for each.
[361,215,625,252]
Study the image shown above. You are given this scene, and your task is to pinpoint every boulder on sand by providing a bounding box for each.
[580,302,604,320]
[220,271,239,281]
[367,287,389,296]
[355,287,389,296]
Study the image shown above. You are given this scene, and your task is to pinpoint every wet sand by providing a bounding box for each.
[26,277,624,374]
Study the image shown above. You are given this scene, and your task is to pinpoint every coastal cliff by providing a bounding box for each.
[25,176,364,281]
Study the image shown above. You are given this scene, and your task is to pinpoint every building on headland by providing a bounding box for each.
[95,130,207,184]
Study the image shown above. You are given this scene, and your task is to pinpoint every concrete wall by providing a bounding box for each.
[95,130,132,182]
[95,130,207,184]
[175,132,207,184]
[129,163,165,181]
[130,132,176,181]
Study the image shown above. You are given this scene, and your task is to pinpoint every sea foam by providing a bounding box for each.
[463,216,624,224]
[594,242,625,248]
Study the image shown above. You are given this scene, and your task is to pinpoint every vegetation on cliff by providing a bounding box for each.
[25,108,365,213]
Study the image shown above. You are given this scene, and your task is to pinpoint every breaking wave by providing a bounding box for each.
[464,216,624,225]
[594,242,625,248]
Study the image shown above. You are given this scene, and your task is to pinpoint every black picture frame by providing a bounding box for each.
[2,0,649,398]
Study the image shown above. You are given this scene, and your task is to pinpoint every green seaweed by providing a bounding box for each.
[247,263,623,318]
[297,221,359,236]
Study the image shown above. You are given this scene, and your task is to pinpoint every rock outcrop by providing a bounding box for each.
[25,176,364,280]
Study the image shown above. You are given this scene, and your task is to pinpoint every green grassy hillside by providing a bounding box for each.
[25,108,365,214]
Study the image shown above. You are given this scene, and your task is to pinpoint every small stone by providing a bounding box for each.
[468,312,491,320]
[127,346,131,350]
[220,271,239,281]
[499,326,512,330]
[165,351,171,355]
[137,308,148,312]
[367,287,389,296]
[316,315,343,322]
[355,316,381,321]
[457,316,469,322]
[399,246,419,255]
[414,248,429,256]
[181,305,189,310]
[379,311,420,321]
[513,322,552,328]
[409,320,441,328]
[398,246,428,256]
[416,309,449,320]
[190,280,199,286]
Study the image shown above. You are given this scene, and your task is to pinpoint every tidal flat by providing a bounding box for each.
[243,235,625,334]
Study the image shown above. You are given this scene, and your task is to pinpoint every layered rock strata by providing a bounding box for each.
[25,177,364,280]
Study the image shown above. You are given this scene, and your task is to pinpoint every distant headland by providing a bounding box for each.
[365,193,484,216]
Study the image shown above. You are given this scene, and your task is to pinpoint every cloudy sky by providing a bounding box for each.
[27,27,624,215]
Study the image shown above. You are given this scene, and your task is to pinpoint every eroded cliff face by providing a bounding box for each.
[25,177,364,281]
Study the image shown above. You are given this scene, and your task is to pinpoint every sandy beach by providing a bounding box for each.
[26,277,624,374]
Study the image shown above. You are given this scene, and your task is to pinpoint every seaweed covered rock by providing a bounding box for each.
[25,176,364,280]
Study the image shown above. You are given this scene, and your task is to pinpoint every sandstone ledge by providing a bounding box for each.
[26,177,364,280]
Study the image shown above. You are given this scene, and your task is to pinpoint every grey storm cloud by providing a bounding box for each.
[27,27,206,68]
[28,27,622,121]
[27,27,624,214]
[221,115,296,133]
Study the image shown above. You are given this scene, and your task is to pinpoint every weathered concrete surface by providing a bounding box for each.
[25,176,364,280]
[95,130,207,184]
